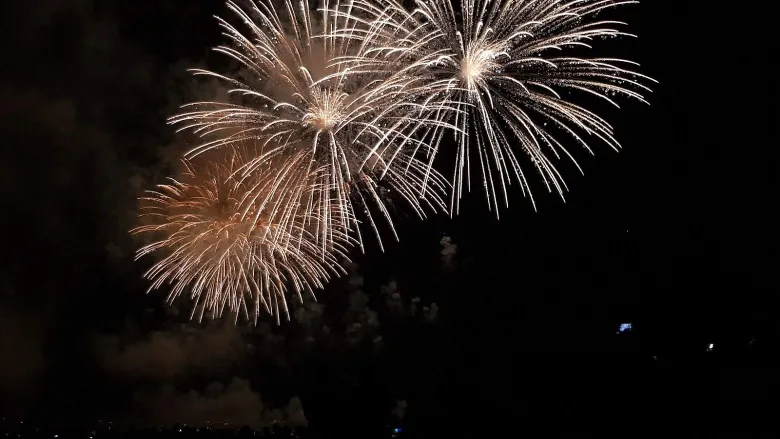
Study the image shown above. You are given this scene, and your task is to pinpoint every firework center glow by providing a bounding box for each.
[303,87,346,132]
[460,56,482,83]
[460,49,497,90]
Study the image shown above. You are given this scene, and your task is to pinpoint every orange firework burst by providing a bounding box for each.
[133,150,352,324]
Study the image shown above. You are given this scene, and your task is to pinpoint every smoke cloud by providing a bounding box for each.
[132,378,307,429]
[96,323,247,380]
[0,313,47,415]
[440,236,458,271]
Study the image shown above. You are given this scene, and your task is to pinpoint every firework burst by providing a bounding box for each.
[132,0,654,324]
[169,0,452,252]
[132,150,352,324]
[335,0,656,215]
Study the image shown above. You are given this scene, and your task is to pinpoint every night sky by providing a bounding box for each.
[2,0,776,436]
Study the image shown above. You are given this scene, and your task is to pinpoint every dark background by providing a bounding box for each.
[1,0,776,437]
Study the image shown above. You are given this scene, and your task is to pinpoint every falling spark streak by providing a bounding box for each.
[332,0,656,216]
[169,0,452,252]
[132,150,352,324]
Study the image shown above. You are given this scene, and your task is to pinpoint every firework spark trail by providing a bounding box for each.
[169,0,452,252]
[132,150,352,324]
[333,0,656,216]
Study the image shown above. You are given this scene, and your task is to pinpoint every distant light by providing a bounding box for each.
[707,343,714,351]
[618,323,632,333]
[394,427,402,433]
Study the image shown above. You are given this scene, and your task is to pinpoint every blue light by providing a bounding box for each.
[619,323,632,333]
[394,428,402,433]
